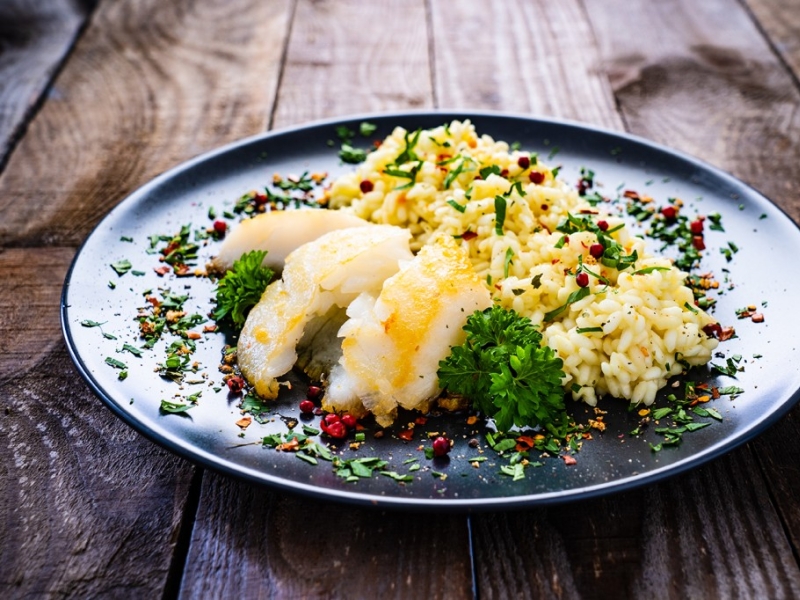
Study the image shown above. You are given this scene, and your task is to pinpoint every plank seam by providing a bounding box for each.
[424,0,439,109]
[574,0,633,132]
[737,0,800,94]
[267,0,300,131]
[467,515,479,600]
[750,442,800,574]
[161,467,205,600]
[0,0,101,178]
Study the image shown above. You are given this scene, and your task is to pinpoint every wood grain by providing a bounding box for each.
[474,451,800,599]
[583,0,800,214]
[0,0,93,171]
[429,0,622,131]
[179,473,472,599]
[0,248,72,377]
[743,0,800,81]
[179,3,475,596]
[0,0,293,249]
[272,0,433,127]
[0,250,194,596]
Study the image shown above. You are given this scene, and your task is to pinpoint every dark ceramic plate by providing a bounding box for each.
[61,112,800,510]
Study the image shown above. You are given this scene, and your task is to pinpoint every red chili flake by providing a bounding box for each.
[154,266,170,277]
[529,171,545,184]
[515,436,536,451]
[596,220,609,231]
[162,240,180,256]
[692,235,706,251]
[226,376,245,394]
[690,219,704,234]
[359,180,374,193]
[661,205,677,219]
[751,313,765,323]
[461,231,478,241]
[517,155,530,170]
[711,387,721,400]
[719,326,736,341]
[414,416,428,426]
[589,243,604,259]
[398,429,414,441]
[703,323,722,338]
[623,190,641,200]
[173,264,191,276]
[561,455,577,466]
[254,193,268,205]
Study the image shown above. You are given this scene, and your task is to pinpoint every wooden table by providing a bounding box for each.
[3,0,800,597]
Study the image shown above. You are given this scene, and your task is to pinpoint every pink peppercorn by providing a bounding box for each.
[359,180,374,193]
[576,272,590,288]
[589,243,604,259]
[213,220,227,236]
[517,156,531,170]
[432,436,451,457]
[529,171,545,184]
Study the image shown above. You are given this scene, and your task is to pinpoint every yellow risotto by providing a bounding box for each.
[328,120,718,406]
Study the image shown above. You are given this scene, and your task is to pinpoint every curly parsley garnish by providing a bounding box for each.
[213,250,274,328]
[437,305,567,435]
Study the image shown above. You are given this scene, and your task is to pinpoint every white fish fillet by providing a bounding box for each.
[211,209,369,272]
[237,225,413,398]
[324,236,492,426]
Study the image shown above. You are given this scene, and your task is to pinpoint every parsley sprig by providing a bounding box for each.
[213,250,274,328]
[438,306,567,434]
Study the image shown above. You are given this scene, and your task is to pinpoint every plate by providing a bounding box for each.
[61,111,800,510]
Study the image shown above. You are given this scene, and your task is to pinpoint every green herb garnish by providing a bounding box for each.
[438,305,567,434]
[214,250,274,328]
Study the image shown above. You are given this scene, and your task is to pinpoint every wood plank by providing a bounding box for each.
[272,0,434,127]
[179,473,473,599]
[179,2,474,596]
[743,0,800,81]
[451,0,800,595]
[582,0,800,570]
[0,0,295,595]
[0,247,195,596]
[0,248,72,377]
[0,0,293,249]
[429,0,622,131]
[583,0,800,213]
[473,452,800,599]
[0,0,92,170]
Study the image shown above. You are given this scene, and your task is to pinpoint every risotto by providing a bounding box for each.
[328,120,718,406]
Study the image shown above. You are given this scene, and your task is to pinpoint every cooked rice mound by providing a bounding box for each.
[329,120,718,407]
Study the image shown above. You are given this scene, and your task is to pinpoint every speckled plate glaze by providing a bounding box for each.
[61,111,800,511]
